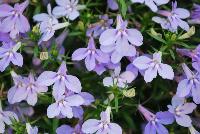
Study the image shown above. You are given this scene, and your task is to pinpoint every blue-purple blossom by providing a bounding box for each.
[0,42,23,72]
[5,103,34,122]
[52,0,85,20]
[93,61,120,75]
[47,94,84,119]
[131,0,169,12]
[0,104,18,133]
[133,52,174,83]
[33,4,69,44]
[176,63,200,104]
[152,1,190,32]
[37,61,82,98]
[86,15,113,38]
[189,4,200,24]
[167,95,196,127]
[177,45,200,72]
[82,107,122,134]
[26,123,38,134]
[0,0,30,39]
[138,105,174,134]
[0,32,11,42]
[99,15,143,63]
[72,37,110,71]
[56,122,83,134]
[107,0,118,10]
[7,72,48,106]
[103,66,136,88]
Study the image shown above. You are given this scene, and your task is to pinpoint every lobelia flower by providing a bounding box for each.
[5,103,34,122]
[86,15,113,38]
[188,4,200,24]
[33,4,69,44]
[0,0,30,39]
[138,105,174,134]
[52,0,85,20]
[72,37,110,71]
[47,93,84,119]
[0,102,18,133]
[107,0,118,10]
[7,71,26,104]
[93,61,120,75]
[131,0,169,12]
[23,73,48,106]
[167,95,196,127]
[65,90,94,119]
[8,72,48,106]
[176,63,200,104]
[82,106,122,134]
[152,1,190,32]
[37,61,82,98]
[99,15,143,63]
[176,45,200,72]
[0,41,23,72]
[26,123,38,134]
[0,32,11,42]
[56,122,83,134]
[133,52,174,83]
[103,66,135,88]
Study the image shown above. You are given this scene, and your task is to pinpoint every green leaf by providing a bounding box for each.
[169,49,175,60]
[148,32,167,44]
[118,0,127,18]
[114,96,119,112]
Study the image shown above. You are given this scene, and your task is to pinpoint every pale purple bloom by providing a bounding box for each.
[167,96,196,127]
[0,42,23,72]
[64,90,94,119]
[47,94,84,118]
[99,15,143,63]
[93,62,120,75]
[103,66,136,88]
[0,106,18,133]
[0,32,11,42]
[133,52,174,83]
[177,45,200,72]
[5,103,34,122]
[138,105,174,134]
[131,0,169,12]
[188,4,200,24]
[107,0,118,10]
[176,63,200,104]
[72,37,110,71]
[26,123,38,134]
[0,0,30,39]
[56,122,83,134]
[82,107,122,134]
[79,92,95,106]
[7,71,26,104]
[152,1,190,32]
[52,0,85,20]
[33,4,69,44]
[37,61,82,98]
[8,72,48,106]
[86,15,113,38]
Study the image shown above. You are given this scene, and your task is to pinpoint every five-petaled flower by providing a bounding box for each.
[133,52,174,83]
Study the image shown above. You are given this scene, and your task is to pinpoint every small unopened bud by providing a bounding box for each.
[40,52,48,60]
[178,26,195,40]
[123,88,136,98]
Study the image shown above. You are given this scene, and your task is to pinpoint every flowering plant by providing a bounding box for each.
[0,0,200,134]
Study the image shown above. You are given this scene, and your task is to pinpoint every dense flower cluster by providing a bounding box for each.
[0,0,200,134]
